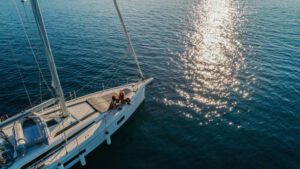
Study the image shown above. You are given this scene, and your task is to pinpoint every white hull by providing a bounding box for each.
[49,82,145,169]
[2,78,152,169]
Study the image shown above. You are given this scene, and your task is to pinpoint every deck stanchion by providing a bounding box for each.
[58,164,65,169]
[105,131,111,145]
[79,154,86,166]
[69,92,73,99]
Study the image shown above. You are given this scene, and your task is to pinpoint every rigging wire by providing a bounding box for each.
[13,58,33,107]
[39,71,43,103]
[4,5,33,108]
[21,3,45,103]
[11,0,55,99]
[70,45,141,99]
[11,0,141,107]
[113,0,144,79]
[103,66,122,88]
[72,53,127,95]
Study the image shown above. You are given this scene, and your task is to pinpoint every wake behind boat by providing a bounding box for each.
[0,0,152,168]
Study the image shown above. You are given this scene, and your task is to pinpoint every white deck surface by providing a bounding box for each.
[0,78,153,169]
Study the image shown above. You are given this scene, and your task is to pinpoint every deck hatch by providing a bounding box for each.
[46,119,58,127]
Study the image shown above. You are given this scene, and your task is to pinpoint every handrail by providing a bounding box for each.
[0,98,57,128]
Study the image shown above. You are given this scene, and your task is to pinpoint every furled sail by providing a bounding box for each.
[30,0,69,117]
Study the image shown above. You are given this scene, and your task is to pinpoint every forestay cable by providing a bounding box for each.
[14,57,33,107]
[73,54,126,95]
[113,0,144,79]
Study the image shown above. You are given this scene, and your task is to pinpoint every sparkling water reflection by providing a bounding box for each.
[165,0,253,125]
[1,0,300,168]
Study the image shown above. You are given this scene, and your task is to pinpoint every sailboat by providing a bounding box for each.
[0,0,153,168]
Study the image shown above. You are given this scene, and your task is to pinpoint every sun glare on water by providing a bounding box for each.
[166,0,253,126]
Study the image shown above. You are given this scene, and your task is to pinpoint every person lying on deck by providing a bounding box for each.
[109,95,118,109]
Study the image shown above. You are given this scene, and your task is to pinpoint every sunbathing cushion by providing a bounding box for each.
[87,97,110,113]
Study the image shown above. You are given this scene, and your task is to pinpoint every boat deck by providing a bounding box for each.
[41,87,133,137]
[0,82,138,168]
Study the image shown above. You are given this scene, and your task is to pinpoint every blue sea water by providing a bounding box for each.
[1,0,300,168]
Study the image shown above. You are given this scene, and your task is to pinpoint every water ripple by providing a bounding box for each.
[167,0,254,125]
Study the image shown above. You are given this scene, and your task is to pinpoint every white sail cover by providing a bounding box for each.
[30,0,68,116]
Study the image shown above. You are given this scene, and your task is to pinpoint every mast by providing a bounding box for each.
[113,0,144,79]
[30,0,69,117]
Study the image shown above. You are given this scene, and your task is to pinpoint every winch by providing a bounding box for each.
[0,131,14,169]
